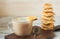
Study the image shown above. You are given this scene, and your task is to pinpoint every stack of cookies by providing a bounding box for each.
[41,3,55,30]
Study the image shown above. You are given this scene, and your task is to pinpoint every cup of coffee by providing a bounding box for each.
[12,17,33,36]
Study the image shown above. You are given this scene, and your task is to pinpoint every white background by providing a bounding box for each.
[0,0,60,17]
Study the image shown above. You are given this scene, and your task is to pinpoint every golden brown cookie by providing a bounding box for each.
[42,12,55,16]
[44,3,52,9]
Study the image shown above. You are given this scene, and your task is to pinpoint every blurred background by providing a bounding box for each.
[0,0,60,39]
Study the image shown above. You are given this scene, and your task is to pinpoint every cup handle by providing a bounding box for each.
[7,21,13,33]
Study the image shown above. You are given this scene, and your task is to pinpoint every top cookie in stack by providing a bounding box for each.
[41,3,55,30]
